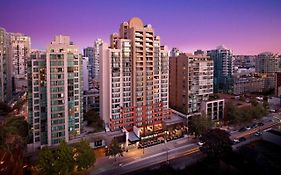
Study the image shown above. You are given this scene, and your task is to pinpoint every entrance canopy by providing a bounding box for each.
[128,131,140,143]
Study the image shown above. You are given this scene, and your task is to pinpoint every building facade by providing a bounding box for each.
[28,36,83,147]
[0,27,12,103]
[255,52,281,73]
[100,17,170,135]
[10,32,31,92]
[201,99,224,120]
[83,47,94,79]
[82,57,89,91]
[93,39,103,82]
[275,72,281,97]
[169,53,213,114]
[207,45,234,93]
[28,50,47,146]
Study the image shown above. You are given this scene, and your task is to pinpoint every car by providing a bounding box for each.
[197,142,204,146]
[233,138,240,143]
[239,127,247,132]
[255,132,262,136]
[239,137,246,142]
[251,123,258,128]
[257,122,264,126]
[245,126,251,130]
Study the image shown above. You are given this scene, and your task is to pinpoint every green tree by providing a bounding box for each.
[84,109,104,132]
[250,98,258,106]
[0,102,12,115]
[188,113,213,137]
[107,139,123,161]
[263,96,269,109]
[226,104,241,125]
[0,116,28,174]
[74,140,96,171]
[200,128,232,160]
[37,146,56,175]
[54,140,75,174]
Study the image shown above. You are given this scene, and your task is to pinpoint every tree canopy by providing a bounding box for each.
[73,139,96,171]
[107,138,123,161]
[188,113,213,137]
[200,128,232,160]
[226,103,267,125]
[36,140,96,174]
[37,147,56,175]
[84,109,104,132]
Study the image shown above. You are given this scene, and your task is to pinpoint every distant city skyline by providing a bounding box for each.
[1,0,281,54]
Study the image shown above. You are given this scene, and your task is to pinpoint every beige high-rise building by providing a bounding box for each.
[10,32,31,92]
[100,17,169,135]
[169,53,213,114]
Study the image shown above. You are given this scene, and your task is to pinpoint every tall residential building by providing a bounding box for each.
[0,27,12,103]
[82,57,89,91]
[83,47,94,80]
[170,47,181,57]
[169,53,213,114]
[10,32,31,92]
[255,52,281,73]
[207,45,234,93]
[93,39,103,81]
[28,50,47,146]
[100,17,170,134]
[28,36,83,147]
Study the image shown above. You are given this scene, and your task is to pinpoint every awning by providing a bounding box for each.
[128,132,140,143]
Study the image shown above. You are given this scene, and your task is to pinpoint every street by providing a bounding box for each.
[90,114,281,175]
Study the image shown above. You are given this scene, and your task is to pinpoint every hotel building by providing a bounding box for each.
[100,17,170,135]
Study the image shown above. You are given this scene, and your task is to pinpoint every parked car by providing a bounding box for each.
[197,142,204,146]
[257,122,264,126]
[255,132,262,136]
[245,126,251,130]
[251,123,258,128]
[239,127,247,132]
[239,137,246,142]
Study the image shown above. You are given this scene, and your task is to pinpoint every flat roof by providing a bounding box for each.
[164,112,186,125]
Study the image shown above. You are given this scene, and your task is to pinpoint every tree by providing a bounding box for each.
[226,104,241,125]
[263,96,269,110]
[0,102,12,116]
[0,116,28,175]
[37,147,56,175]
[74,140,96,171]
[200,128,232,160]
[54,140,75,174]
[250,98,258,106]
[84,109,104,132]
[107,139,123,161]
[188,113,213,137]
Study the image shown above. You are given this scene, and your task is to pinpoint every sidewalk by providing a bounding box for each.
[89,136,197,175]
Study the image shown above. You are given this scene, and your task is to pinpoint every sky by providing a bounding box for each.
[1,0,281,54]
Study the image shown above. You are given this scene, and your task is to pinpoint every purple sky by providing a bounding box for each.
[1,0,281,54]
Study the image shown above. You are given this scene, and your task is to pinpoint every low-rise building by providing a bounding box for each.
[233,76,275,95]
[201,99,225,120]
